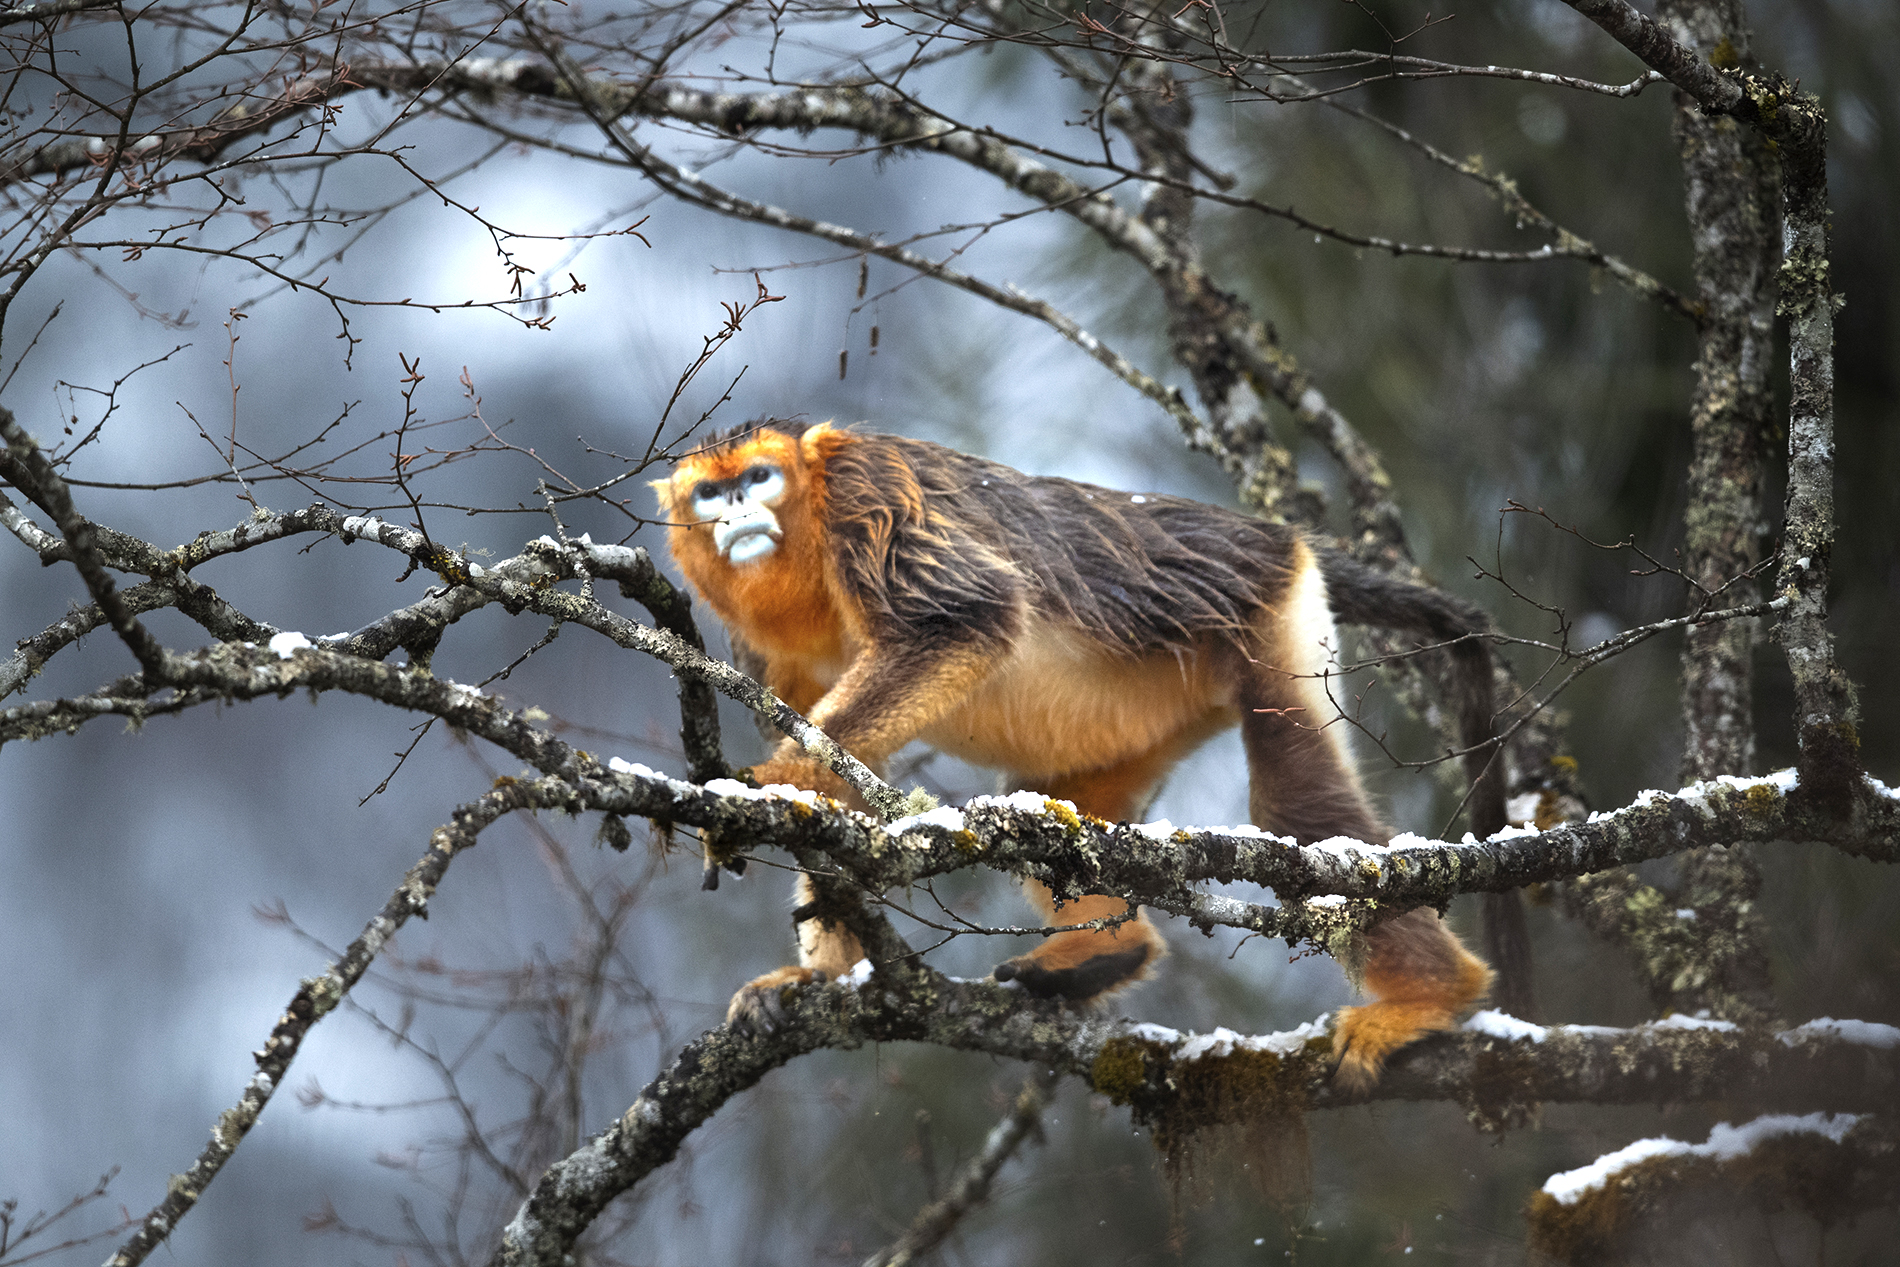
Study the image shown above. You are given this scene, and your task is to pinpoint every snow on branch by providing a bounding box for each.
[1527,1111,1898,1261]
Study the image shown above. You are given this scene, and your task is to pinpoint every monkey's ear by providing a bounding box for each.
[799,421,852,470]
[648,476,685,519]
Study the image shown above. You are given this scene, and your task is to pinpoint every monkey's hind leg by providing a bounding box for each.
[991,755,1172,1001]
[726,872,866,1035]
[1331,907,1494,1092]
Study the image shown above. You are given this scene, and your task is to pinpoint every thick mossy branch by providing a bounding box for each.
[1648,0,1783,1032]
[1526,1115,1898,1264]
[1558,0,1858,807]
[10,625,1898,923]
[576,774,1899,912]
[489,985,1900,1267]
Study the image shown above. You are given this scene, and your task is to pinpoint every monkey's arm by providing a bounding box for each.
[751,636,1000,803]
[728,634,1006,1034]
[726,871,867,1034]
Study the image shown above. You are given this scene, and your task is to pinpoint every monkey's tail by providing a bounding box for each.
[1318,552,1536,1020]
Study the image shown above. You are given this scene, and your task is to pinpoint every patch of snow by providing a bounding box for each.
[1675,908,1697,920]
[1777,1018,1900,1049]
[972,790,1071,815]
[607,757,663,779]
[843,958,874,987]
[702,777,817,805]
[1559,1023,1624,1039]
[1309,836,1385,860]
[1128,1022,1183,1044]
[1651,1013,1738,1033]
[1543,1137,1690,1205]
[1179,1027,1247,1061]
[268,631,312,659]
[757,782,820,804]
[1304,894,1347,908]
[1163,1016,1331,1060]
[1709,769,1798,794]
[1466,1010,1549,1043]
[1581,769,1801,825]
[884,805,968,836]
[1250,1016,1332,1056]
[1132,819,1178,840]
[1701,1113,1860,1157]
[1543,1113,1863,1205]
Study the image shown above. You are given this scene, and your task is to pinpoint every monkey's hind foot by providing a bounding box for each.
[726,965,828,1036]
[1333,907,1494,1089]
[1330,999,1467,1093]
[993,944,1154,1001]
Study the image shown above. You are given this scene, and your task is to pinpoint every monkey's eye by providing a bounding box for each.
[742,465,785,503]
[690,481,727,521]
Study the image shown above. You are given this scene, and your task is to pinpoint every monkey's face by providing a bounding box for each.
[658,431,806,568]
[689,462,786,564]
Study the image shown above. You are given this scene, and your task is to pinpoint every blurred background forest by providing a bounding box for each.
[3,0,1897,1262]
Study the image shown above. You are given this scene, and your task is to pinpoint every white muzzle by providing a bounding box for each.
[713,503,782,563]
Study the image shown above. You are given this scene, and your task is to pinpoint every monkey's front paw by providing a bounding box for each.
[993,945,1151,1001]
[725,965,827,1036]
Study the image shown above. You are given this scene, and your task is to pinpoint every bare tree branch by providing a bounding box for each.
[862,1072,1055,1267]
[106,777,560,1267]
